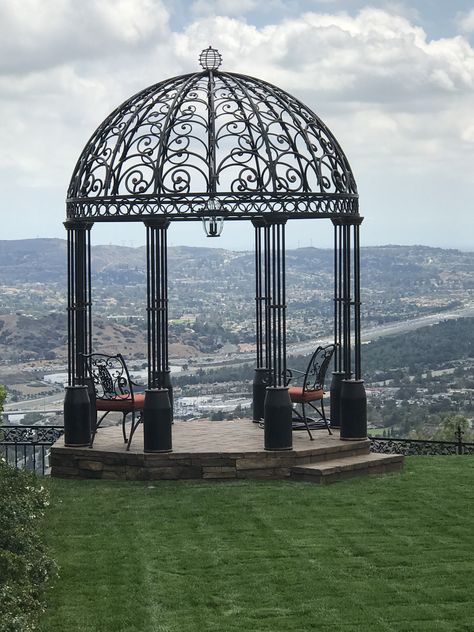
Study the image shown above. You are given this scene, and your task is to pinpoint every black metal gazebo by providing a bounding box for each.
[64,47,366,451]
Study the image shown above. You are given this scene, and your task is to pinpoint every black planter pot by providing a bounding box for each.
[143,388,172,453]
[264,386,293,451]
[340,379,367,441]
[63,385,91,447]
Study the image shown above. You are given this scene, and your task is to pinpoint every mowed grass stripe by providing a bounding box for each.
[40,457,474,632]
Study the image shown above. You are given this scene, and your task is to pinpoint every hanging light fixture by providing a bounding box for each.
[202,198,224,237]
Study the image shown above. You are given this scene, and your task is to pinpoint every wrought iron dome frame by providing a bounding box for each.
[67,61,358,221]
[64,49,366,450]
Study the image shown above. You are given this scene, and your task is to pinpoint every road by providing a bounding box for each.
[4,393,64,413]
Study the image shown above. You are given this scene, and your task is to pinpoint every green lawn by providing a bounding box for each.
[40,458,474,632]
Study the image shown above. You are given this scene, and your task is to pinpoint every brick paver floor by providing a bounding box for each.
[92,418,340,455]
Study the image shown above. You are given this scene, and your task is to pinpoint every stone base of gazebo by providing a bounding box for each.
[51,420,403,483]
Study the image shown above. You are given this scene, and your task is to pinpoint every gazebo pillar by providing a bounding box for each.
[63,219,93,446]
[263,219,292,451]
[331,217,367,439]
[252,218,269,422]
[143,219,172,453]
[65,220,93,385]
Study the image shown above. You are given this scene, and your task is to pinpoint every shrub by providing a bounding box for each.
[0,460,57,632]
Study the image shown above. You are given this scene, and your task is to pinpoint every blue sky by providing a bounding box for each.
[1,0,473,250]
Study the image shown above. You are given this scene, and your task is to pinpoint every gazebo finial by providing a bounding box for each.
[199,46,222,71]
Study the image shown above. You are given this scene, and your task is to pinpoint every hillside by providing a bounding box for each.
[0,239,472,289]
[0,240,473,364]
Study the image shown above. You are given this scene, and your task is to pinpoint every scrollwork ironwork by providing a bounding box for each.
[0,425,64,476]
[370,436,474,456]
[1,425,64,444]
[67,64,358,221]
[83,353,132,400]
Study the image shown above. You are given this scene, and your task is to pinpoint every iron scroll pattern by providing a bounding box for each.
[67,70,358,220]
[370,436,474,456]
[1,425,64,444]
[84,354,131,400]
[0,425,64,475]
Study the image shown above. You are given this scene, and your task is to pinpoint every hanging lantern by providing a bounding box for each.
[202,198,224,237]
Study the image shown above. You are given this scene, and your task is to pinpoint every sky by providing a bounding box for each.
[1,0,473,251]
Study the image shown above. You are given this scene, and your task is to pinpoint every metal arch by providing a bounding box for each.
[270,82,357,194]
[216,73,265,189]
[153,73,207,196]
[68,80,171,200]
[223,71,280,193]
[67,68,359,221]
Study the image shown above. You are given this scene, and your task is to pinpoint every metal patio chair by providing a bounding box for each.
[83,353,145,450]
[286,343,336,441]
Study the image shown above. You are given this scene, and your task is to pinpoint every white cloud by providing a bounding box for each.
[0,3,473,246]
[0,0,170,74]
[191,0,258,17]
[457,8,474,33]
[176,9,474,102]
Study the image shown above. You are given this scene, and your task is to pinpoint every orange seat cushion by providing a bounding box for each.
[288,386,324,403]
[96,393,145,412]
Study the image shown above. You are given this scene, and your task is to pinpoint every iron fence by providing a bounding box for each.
[369,433,474,456]
[0,425,64,475]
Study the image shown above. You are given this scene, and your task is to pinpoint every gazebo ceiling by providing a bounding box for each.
[67,48,358,222]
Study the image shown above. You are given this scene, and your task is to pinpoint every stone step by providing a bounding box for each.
[290,452,404,484]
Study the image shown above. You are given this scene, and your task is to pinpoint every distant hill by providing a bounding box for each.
[0,239,472,287]
[0,239,67,283]
[0,239,473,363]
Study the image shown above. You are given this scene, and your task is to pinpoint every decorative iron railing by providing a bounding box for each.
[0,425,64,475]
[369,434,474,456]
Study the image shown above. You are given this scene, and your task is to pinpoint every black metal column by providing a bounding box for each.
[144,219,172,453]
[332,217,367,441]
[330,220,345,427]
[64,220,93,446]
[263,220,292,451]
[252,218,269,421]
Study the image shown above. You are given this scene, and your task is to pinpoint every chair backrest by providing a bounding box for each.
[303,344,336,393]
[82,353,134,402]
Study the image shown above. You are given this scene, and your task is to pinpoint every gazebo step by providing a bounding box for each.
[290,452,404,484]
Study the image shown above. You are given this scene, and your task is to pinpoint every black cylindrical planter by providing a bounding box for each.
[329,371,346,429]
[143,388,172,453]
[252,367,269,422]
[340,379,367,441]
[264,386,293,451]
[64,385,91,447]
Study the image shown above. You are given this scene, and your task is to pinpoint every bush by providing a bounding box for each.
[0,460,56,632]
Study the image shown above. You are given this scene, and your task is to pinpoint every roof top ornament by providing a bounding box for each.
[199,46,222,71]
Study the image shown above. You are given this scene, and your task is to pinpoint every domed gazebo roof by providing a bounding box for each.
[67,48,358,221]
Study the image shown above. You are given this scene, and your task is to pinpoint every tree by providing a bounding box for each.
[432,414,474,442]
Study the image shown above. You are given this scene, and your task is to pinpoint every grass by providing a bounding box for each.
[39,458,474,632]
